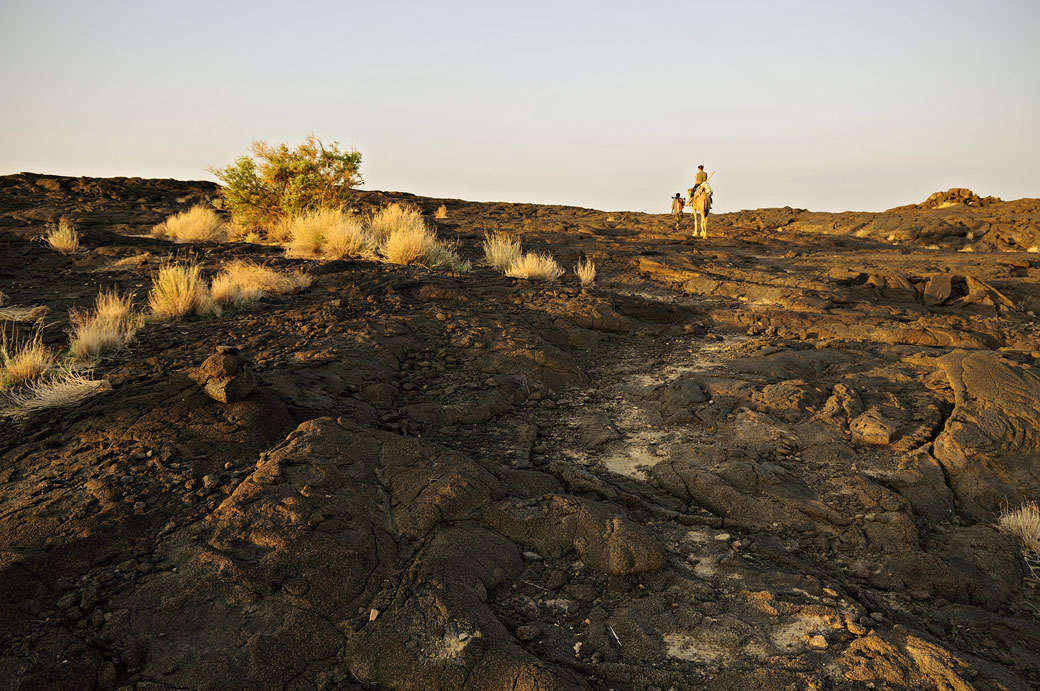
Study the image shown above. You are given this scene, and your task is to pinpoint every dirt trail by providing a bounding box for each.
[2,173,1040,690]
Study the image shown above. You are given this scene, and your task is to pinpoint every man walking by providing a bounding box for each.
[671,192,685,229]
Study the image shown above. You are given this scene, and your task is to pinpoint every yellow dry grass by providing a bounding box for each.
[266,216,295,244]
[69,290,140,360]
[999,502,1040,555]
[434,204,448,219]
[148,262,217,319]
[369,203,426,243]
[152,205,228,243]
[226,219,258,243]
[283,209,376,260]
[1,330,54,388]
[574,257,597,287]
[0,304,49,322]
[379,223,457,268]
[2,368,110,417]
[210,260,312,305]
[506,252,565,282]
[46,217,79,253]
[483,231,522,272]
[379,225,436,266]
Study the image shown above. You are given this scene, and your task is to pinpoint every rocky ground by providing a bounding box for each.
[1,173,1039,690]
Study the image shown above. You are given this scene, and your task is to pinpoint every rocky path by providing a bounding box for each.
[1,174,1039,690]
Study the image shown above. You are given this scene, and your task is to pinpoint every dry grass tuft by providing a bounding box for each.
[283,209,376,260]
[373,205,468,271]
[506,252,565,282]
[270,204,465,272]
[152,205,228,243]
[211,260,312,305]
[0,304,49,322]
[69,290,140,360]
[999,502,1040,556]
[483,231,522,272]
[379,223,439,266]
[46,217,80,253]
[148,262,217,319]
[574,257,597,287]
[434,204,448,219]
[2,368,109,417]
[265,217,295,244]
[1,330,54,388]
[226,219,259,243]
[369,204,426,243]
[422,243,472,273]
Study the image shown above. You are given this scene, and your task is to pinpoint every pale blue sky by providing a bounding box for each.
[1,0,1037,213]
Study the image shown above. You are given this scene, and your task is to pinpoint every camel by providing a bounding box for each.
[690,183,712,238]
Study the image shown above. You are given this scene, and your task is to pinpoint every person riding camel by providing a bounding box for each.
[691,165,708,198]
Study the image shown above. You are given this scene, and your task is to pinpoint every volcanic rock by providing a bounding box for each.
[2,173,1039,690]
[189,346,257,403]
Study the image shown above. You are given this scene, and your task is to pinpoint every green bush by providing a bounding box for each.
[210,135,362,232]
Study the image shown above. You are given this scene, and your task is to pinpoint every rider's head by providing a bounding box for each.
[698,165,704,170]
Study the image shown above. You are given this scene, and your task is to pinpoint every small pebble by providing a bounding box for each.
[805,634,828,650]
[515,624,539,641]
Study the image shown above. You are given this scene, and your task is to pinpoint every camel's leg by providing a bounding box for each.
[703,214,708,239]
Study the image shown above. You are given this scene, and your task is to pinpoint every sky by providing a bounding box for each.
[1,0,1037,214]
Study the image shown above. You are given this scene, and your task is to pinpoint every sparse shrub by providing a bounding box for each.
[210,135,363,232]
[210,260,312,305]
[506,252,565,282]
[574,257,597,287]
[1,329,53,388]
[148,262,216,319]
[69,290,139,360]
[483,231,522,272]
[46,217,79,253]
[284,209,375,260]
[999,502,1040,556]
[152,205,227,243]
[434,204,448,219]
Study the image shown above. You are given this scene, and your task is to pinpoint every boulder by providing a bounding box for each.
[190,346,257,403]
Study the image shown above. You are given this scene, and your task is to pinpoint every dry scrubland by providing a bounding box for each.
[2,175,1040,691]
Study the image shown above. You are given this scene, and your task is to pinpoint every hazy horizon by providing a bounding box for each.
[2,0,1037,214]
